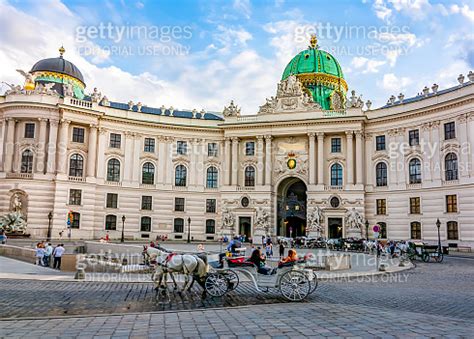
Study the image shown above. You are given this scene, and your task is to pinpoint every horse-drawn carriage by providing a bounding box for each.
[143,245,318,302]
[405,242,444,263]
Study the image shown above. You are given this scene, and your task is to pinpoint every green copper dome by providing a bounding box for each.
[281,35,347,110]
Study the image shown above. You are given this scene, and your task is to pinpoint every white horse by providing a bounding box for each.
[143,245,209,298]
[363,240,377,253]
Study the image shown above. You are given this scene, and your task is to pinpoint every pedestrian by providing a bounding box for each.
[0,230,7,244]
[261,235,265,247]
[105,231,110,242]
[265,241,273,257]
[53,243,65,270]
[43,242,53,267]
[35,243,45,266]
[279,241,285,258]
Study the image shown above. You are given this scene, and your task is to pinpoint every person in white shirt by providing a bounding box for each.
[35,243,45,266]
[43,243,53,267]
[53,244,65,270]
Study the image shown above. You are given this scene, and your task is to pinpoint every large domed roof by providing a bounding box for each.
[30,50,84,84]
[281,35,347,110]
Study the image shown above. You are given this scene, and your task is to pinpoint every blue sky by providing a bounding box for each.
[0,0,473,113]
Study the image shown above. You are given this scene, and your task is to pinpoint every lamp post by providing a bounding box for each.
[187,217,191,243]
[365,219,369,241]
[47,211,53,242]
[121,215,126,243]
[436,218,441,254]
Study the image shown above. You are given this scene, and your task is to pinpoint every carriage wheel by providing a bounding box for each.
[435,253,444,263]
[224,270,239,291]
[279,270,310,302]
[309,271,318,294]
[204,273,229,297]
[422,252,430,262]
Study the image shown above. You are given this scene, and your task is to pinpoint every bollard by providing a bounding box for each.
[74,267,86,280]
[378,263,387,271]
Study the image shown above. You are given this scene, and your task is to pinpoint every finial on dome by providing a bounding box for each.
[59,45,65,58]
[309,34,318,49]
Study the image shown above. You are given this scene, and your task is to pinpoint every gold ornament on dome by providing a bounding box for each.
[296,73,348,92]
[309,34,318,49]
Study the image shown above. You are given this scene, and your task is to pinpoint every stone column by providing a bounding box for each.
[86,124,98,178]
[56,119,70,174]
[132,134,141,184]
[35,118,48,174]
[421,123,432,182]
[123,132,134,184]
[46,120,59,174]
[469,113,474,177]
[0,119,5,171]
[257,136,264,186]
[265,135,272,185]
[431,121,441,183]
[158,137,166,184]
[317,132,324,185]
[96,128,107,180]
[3,118,16,173]
[396,128,406,185]
[231,137,239,185]
[345,131,354,185]
[308,133,316,185]
[355,131,364,185]
[224,137,231,185]
[387,129,398,186]
[457,114,469,178]
[365,133,373,187]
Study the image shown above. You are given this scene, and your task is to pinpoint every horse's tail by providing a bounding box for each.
[195,256,208,277]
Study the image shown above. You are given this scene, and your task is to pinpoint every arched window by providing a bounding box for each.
[206,219,216,234]
[410,221,421,239]
[244,166,255,187]
[174,218,184,233]
[69,154,84,177]
[175,165,187,186]
[447,221,458,240]
[445,153,458,181]
[105,215,117,230]
[71,212,80,229]
[409,158,422,184]
[375,162,387,187]
[330,163,343,186]
[20,149,33,174]
[107,158,121,182]
[377,222,387,239]
[140,216,151,232]
[206,166,218,188]
[142,162,155,184]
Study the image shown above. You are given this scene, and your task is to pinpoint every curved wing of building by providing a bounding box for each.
[1,42,473,246]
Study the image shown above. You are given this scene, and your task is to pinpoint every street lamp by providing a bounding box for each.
[187,217,191,243]
[47,211,53,241]
[436,218,441,254]
[121,215,126,243]
[365,219,369,241]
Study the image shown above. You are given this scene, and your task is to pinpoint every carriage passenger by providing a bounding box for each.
[248,249,273,275]
[279,249,298,265]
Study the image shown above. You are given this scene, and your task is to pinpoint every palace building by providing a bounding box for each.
[1,37,473,245]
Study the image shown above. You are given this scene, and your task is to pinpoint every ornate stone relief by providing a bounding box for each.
[223,100,241,117]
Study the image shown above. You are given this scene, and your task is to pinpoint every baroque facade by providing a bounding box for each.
[1,39,474,244]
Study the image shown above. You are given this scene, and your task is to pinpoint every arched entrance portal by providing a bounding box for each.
[276,177,307,238]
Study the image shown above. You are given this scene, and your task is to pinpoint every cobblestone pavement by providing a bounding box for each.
[1,256,473,337]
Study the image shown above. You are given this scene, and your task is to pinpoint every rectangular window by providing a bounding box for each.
[24,123,35,138]
[446,195,457,213]
[376,199,386,215]
[141,196,152,210]
[245,142,255,156]
[411,222,421,239]
[444,122,456,140]
[376,135,386,151]
[409,197,421,214]
[71,212,80,229]
[106,193,118,208]
[144,138,155,153]
[409,129,419,146]
[206,220,216,234]
[69,189,82,205]
[105,215,117,230]
[208,142,218,157]
[331,138,341,153]
[72,127,85,143]
[109,133,121,148]
[140,217,151,232]
[447,221,458,240]
[174,218,184,233]
[206,199,216,213]
[177,141,187,155]
[175,197,185,212]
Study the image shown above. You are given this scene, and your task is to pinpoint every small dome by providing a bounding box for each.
[281,35,347,110]
[30,47,84,85]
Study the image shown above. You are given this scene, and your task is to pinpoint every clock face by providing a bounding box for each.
[287,158,296,170]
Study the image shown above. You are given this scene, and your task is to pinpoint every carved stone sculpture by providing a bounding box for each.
[0,192,28,234]
[223,100,241,117]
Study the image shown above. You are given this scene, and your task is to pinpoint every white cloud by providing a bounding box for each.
[372,0,393,22]
[351,57,386,73]
[233,0,252,19]
[379,73,412,92]
[212,25,253,54]
[450,4,474,22]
